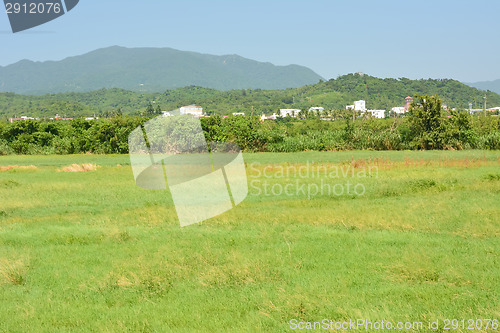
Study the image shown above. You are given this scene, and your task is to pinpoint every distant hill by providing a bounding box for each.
[0,46,324,94]
[1,74,500,118]
[465,79,500,94]
[305,74,500,110]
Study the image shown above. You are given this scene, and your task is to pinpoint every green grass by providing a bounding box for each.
[0,151,499,332]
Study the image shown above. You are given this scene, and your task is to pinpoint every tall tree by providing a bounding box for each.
[408,95,444,149]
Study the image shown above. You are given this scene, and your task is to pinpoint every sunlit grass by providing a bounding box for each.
[0,151,499,332]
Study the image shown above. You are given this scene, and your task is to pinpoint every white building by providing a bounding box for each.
[260,113,279,121]
[469,109,485,113]
[180,105,203,117]
[366,110,386,119]
[391,107,405,114]
[280,109,301,117]
[346,100,366,112]
[346,100,385,118]
[232,112,245,116]
[354,100,366,112]
[161,111,173,117]
[308,107,324,114]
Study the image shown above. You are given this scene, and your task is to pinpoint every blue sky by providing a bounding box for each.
[1,0,499,82]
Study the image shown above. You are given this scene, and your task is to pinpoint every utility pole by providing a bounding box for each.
[484,94,487,117]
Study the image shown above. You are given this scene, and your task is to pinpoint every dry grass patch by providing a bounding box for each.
[0,165,37,172]
[0,258,28,285]
[98,270,174,298]
[58,163,99,172]
[361,156,497,170]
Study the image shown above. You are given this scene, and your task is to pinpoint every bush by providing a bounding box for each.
[0,139,14,155]
[0,112,498,154]
[475,131,500,150]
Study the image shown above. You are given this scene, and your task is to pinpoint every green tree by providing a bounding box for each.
[443,110,477,149]
[200,115,227,143]
[408,95,445,149]
[145,102,155,116]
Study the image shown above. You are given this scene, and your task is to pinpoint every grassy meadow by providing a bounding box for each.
[0,151,499,332]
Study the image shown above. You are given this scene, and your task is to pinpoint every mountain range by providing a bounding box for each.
[465,79,500,95]
[1,45,499,96]
[0,46,324,94]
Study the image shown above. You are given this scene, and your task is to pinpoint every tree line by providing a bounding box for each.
[0,95,498,155]
[2,74,500,120]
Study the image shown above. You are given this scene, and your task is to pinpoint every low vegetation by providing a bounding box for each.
[0,94,499,155]
[0,151,498,331]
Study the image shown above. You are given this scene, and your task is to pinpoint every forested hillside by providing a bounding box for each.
[1,73,499,119]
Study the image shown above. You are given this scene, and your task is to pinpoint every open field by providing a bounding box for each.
[0,151,499,332]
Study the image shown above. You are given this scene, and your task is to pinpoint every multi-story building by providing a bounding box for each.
[180,105,203,117]
[280,109,301,117]
[391,107,405,114]
[366,110,385,119]
[346,100,367,112]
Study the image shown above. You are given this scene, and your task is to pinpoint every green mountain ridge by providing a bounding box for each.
[1,73,499,119]
[0,46,323,94]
